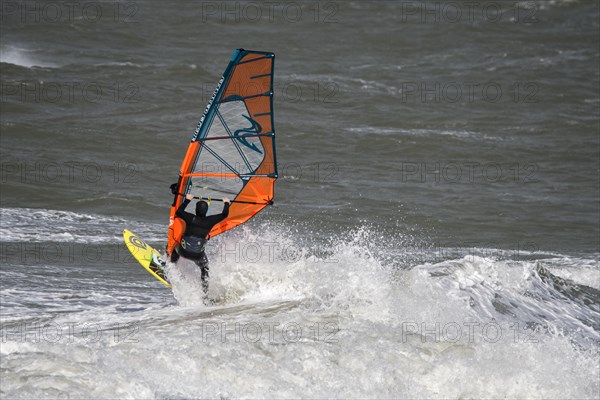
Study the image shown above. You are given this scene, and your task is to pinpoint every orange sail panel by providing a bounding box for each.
[167,49,277,255]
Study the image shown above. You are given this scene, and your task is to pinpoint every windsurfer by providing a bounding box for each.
[170,193,230,294]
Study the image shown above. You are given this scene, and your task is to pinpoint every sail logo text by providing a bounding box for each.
[193,76,225,141]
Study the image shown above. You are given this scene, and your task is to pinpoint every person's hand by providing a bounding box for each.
[223,197,230,203]
[186,194,194,201]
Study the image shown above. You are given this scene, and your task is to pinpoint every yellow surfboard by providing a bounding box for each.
[123,229,171,288]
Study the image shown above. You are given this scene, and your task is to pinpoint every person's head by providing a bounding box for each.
[196,200,209,217]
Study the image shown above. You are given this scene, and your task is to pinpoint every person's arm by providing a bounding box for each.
[204,198,230,225]
[175,194,194,223]
[220,198,230,219]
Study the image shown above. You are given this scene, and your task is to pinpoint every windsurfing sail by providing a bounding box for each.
[167,49,277,254]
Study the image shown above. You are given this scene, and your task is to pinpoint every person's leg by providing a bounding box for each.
[195,252,209,295]
[170,247,180,263]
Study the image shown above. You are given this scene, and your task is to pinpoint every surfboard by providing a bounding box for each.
[123,229,171,288]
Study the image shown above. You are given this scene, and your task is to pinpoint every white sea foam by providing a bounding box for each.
[1,223,598,398]
[0,207,163,244]
[0,46,55,68]
[346,126,501,141]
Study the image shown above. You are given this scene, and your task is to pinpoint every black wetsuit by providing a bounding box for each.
[171,198,230,293]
